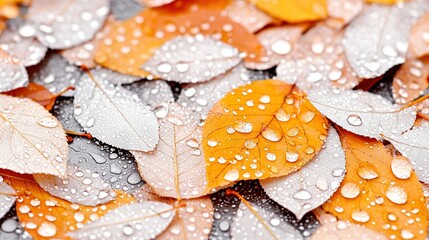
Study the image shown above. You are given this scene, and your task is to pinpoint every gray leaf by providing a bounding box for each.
[110,0,144,20]
[27,0,110,49]
[0,50,28,92]
[34,163,117,206]
[343,0,429,78]
[124,80,174,109]
[261,127,346,220]
[143,35,242,83]
[0,182,16,219]
[308,88,416,139]
[68,201,175,240]
[74,68,159,151]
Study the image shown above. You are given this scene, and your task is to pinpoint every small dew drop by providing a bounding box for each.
[223,168,239,182]
[347,114,363,126]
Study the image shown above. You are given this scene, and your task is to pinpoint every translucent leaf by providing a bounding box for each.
[323,129,427,240]
[202,80,329,189]
[0,95,68,177]
[261,127,346,220]
[68,201,175,240]
[0,181,16,219]
[34,163,117,206]
[310,221,387,240]
[73,68,159,151]
[225,0,274,33]
[408,12,429,58]
[30,53,82,97]
[384,125,429,183]
[26,0,110,49]
[132,103,207,199]
[143,35,241,83]
[307,88,416,140]
[124,80,174,109]
[343,0,429,78]
[0,49,28,92]
[177,64,250,119]
[0,25,47,66]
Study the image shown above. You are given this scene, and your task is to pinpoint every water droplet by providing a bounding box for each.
[364,62,380,72]
[186,138,199,148]
[341,182,360,199]
[391,156,412,180]
[219,220,230,232]
[244,140,257,149]
[157,62,172,73]
[127,172,142,185]
[18,24,36,37]
[207,139,218,147]
[275,109,290,122]
[300,112,315,123]
[293,190,312,200]
[347,114,363,126]
[286,152,299,163]
[261,128,282,142]
[1,219,18,233]
[271,40,291,55]
[233,121,253,133]
[387,213,397,221]
[123,225,134,236]
[357,167,379,180]
[332,168,345,177]
[266,152,276,161]
[386,185,407,204]
[287,127,299,137]
[223,168,239,182]
[316,178,328,191]
[351,210,370,223]
[269,217,281,226]
[86,117,95,127]
[259,95,270,104]
[175,62,189,72]
[38,117,58,128]
[37,222,57,237]
[401,229,414,240]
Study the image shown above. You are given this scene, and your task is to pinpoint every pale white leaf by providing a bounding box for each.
[177,64,250,119]
[0,49,28,92]
[308,88,416,139]
[384,125,429,183]
[74,68,159,151]
[68,201,175,240]
[310,220,387,240]
[124,80,174,109]
[0,181,17,219]
[27,0,110,49]
[231,202,303,240]
[131,103,207,199]
[0,26,47,66]
[225,0,273,33]
[327,0,363,29]
[343,0,429,78]
[143,35,241,83]
[261,127,346,220]
[0,95,68,177]
[34,163,116,206]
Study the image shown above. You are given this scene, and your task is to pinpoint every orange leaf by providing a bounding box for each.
[0,170,135,240]
[409,13,429,59]
[95,0,266,77]
[323,128,428,240]
[202,80,329,190]
[3,83,57,111]
[247,0,328,23]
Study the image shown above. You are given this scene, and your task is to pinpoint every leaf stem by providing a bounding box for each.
[65,130,93,139]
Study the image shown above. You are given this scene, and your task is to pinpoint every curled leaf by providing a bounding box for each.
[261,126,346,220]
[0,95,68,177]
[0,49,28,92]
[202,80,329,189]
[73,68,159,151]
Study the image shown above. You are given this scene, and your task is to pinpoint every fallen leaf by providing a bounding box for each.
[0,49,28,92]
[202,80,329,189]
[124,80,174,109]
[277,24,361,91]
[0,94,68,177]
[260,126,346,220]
[140,0,175,7]
[310,220,387,240]
[3,83,57,111]
[132,103,208,199]
[224,0,274,33]
[34,162,117,206]
[408,12,429,59]
[110,0,144,20]
[248,0,328,23]
[26,0,110,49]
[0,181,16,219]
[307,88,416,139]
[73,68,159,151]
[89,67,140,85]
[68,201,175,240]
[342,0,428,78]
[177,64,250,119]
[383,124,429,183]
[1,170,135,240]
[323,128,427,240]
[143,35,241,83]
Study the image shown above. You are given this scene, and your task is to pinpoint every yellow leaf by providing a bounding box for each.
[202,80,328,190]
[323,128,428,240]
[248,0,328,23]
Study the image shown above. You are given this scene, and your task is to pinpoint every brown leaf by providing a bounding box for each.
[3,83,57,111]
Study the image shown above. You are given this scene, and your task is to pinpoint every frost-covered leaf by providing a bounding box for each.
[308,88,416,139]
[231,201,303,240]
[68,201,175,240]
[30,53,82,97]
[343,0,429,78]
[110,0,144,20]
[310,221,387,240]
[225,0,273,33]
[0,181,16,219]
[34,163,116,206]
[408,12,429,58]
[261,127,346,220]
[132,103,207,199]
[0,49,28,92]
[26,0,110,49]
[277,24,361,91]
[384,125,429,183]
[177,64,250,119]
[140,0,175,7]
[74,68,159,151]
[0,25,47,66]
[124,80,174,109]
[143,35,241,83]
[0,95,68,177]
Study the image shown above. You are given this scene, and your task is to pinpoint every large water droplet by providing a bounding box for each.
[391,156,412,180]
[37,222,57,237]
[38,117,58,128]
[286,152,299,163]
[233,121,253,133]
[347,114,362,126]
[223,168,239,182]
[293,190,312,200]
[261,128,282,142]
[340,182,360,199]
[386,185,407,204]
[351,210,370,223]
[357,167,379,180]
